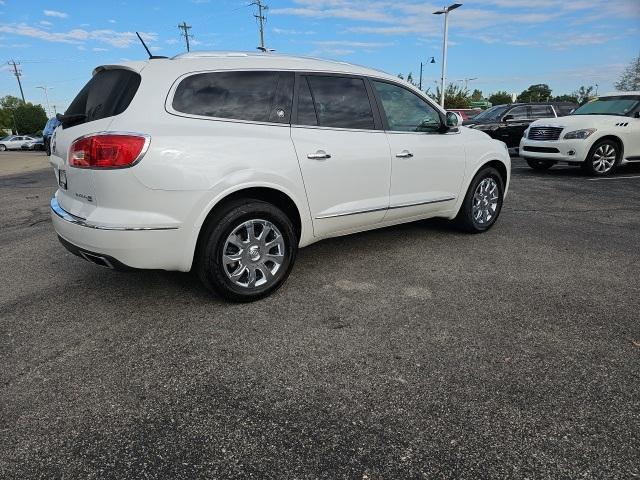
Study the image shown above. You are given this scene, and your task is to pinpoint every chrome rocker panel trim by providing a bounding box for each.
[315,196,456,219]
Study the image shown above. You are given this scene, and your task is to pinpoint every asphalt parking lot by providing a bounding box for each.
[1,151,639,479]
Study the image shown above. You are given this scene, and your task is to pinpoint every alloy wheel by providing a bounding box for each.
[591,144,617,174]
[222,219,286,289]
[472,177,499,226]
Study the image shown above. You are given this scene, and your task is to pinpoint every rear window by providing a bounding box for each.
[66,68,141,126]
[172,71,294,124]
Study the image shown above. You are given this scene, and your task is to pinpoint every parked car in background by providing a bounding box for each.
[521,92,640,176]
[21,138,45,151]
[43,117,61,156]
[0,135,38,151]
[50,51,511,301]
[463,102,577,150]
[447,108,482,121]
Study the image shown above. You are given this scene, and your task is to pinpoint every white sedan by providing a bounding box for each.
[0,135,38,151]
[520,92,640,176]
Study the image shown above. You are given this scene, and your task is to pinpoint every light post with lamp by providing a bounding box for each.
[433,3,462,107]
[419,56,436,91]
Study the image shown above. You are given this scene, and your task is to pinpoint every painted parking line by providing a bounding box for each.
[588,175,640,181]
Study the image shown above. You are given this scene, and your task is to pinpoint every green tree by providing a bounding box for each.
[572,85,595,104]
[0,96,48,134]
[614,55,640,91]
[488,91,512,106]
[429,84,470,109]
[517,84,552,102]
[471,89,483,101]
[553,94,579,103]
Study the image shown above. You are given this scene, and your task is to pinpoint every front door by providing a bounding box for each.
[290,74,391,237]
[370,79,465,222]
[500,105,531,148]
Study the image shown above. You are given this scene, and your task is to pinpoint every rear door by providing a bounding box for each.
[290,74,391,237]
[51,67,141,219]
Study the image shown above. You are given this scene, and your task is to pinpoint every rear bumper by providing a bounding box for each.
[51,197,190,271]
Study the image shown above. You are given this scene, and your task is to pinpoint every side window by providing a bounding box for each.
[300,75,375,130]
[372,80,441,133]
[506,106,529,120]
[172,71,294,123]
[530,105,554,118]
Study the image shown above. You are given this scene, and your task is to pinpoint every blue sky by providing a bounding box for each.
[1,0,639,114]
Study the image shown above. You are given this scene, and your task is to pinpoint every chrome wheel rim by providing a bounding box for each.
[592,144,616,173]
[472,177,499,225]
[222,219,285,289]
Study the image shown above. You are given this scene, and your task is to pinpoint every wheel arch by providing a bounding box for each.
[190,185,305,271]
[590,134,624,160]
[450,157,510,220]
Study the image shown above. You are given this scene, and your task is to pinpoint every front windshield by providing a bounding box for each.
[471,105,509,122]
[572,96,640,116]
[0,136,12,141]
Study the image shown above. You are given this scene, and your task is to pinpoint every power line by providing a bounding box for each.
[177,21,193,52]
[7,59,26,103]
[250,0,268,51]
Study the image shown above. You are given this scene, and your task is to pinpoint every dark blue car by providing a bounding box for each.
[42,117,61,156]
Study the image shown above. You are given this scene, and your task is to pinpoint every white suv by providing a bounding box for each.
[520,92,640,176]
[50,52,510,301]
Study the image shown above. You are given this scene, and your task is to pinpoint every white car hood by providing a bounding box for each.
[530,114,632,129]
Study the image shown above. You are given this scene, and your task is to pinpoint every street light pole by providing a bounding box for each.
[36,86,53,117]
[433,3,462,107]
[419,57,435,91]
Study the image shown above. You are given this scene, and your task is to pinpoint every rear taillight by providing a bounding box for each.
[69,133,149,169]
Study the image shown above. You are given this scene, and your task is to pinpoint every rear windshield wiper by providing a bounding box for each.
[56,113,86,129]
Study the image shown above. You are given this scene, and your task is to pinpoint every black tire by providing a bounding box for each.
[0,144,6,152]
[526,158,555,171]
[196,199,297,302]
[455,166,504,233]
[583,139,621,176]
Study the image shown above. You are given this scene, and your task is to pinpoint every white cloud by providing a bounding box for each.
[43,10,68,18]
[39,20,53,27]
[272,27,316,35]
[313,40,392,48]
[0,23,158,48]
[92,47,108,52]
[165,38,179,45]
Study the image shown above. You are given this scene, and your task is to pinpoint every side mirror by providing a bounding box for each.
[635,111,639,118]
[502,114,514,122]
[445,111,459,128]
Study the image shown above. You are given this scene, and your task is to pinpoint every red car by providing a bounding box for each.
[447,108,482,121]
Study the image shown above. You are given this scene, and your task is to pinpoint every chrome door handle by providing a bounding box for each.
[396,150,413,158]
[307,150,331,160]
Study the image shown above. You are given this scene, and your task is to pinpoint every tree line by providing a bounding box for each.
[399,54,640,109]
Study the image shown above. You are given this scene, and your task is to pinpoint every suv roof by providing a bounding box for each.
[139,50,399,84]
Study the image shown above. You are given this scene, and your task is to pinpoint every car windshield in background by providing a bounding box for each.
[572,96,640,116]
[471,105,509,121]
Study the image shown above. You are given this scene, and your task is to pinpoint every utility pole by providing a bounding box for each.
[433,3,462,107]
[251,0,268,51]
[37,86,53,117]
[8,59,26,103]
[177,21,192,52]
